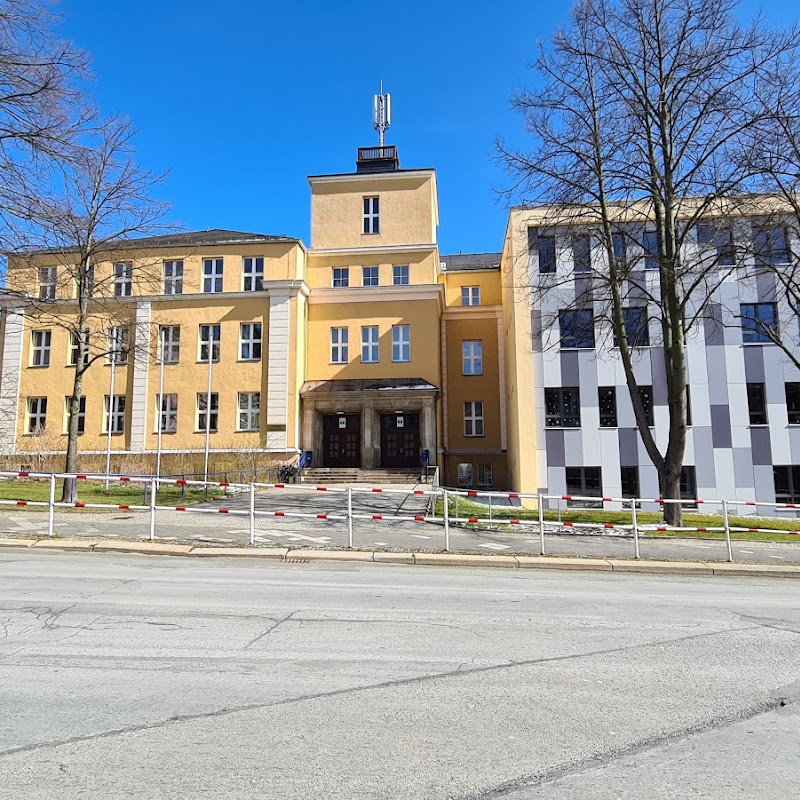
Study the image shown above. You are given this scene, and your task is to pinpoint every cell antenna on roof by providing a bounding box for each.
[373,80,391,147]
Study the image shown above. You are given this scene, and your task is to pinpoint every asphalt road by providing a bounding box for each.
[0,551,799,799]
[1,484,799,564]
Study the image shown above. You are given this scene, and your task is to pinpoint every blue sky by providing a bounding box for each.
[58,0,797,255]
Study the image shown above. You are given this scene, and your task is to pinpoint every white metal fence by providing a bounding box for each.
[1,470,799,562]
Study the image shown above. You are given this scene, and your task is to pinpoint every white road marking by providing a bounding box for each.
[478,543,511,551]
[280,533,332,544]
[374,542,390,546]
[411,534,431,540]
[768,555,785,560]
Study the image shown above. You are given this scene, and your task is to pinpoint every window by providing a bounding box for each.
[157,393,178,433]
[572,234,591,273]
[65,396,86,435]
[203,258,223,293]
[159,325,180,364]
[392,264,409,285]
[538,235,556,274]
[462,340,483,375]
[559,310,595,348]
[392,324,410,362]
[642,231,659,270]
[331,327,348,363]
[108,326,129,364]
[114,262,132,297]
[565,467,602,499]
[38,267,57,300]
[620,467,639,499]
[362,266,379,286]
[242,257,264,291]
[361,326,379,363]
[31,330,51,367]
[458,463,473,488]
[754,224,790,266]
[697,223,735,266]
[740,303,777,343]
[69,330,90,367]
[774,466,800,503]
[747,383,767,425]
[461,286,480,306]
[197,393,218,432]
[199,324,220,362]
[477,464,493,489]
[619,307,649,347]
[612,232,626,263]
[27,397,47,433]
[238,392,260,431]
[545,387,581,427]
[638,386,654,426]
[685,385,692,426]
[363,196,379,234]
[332,267,350,288]
[104,395,126,434]
[464,402,484,437]
[598,387,617,427]
[786,383,800,424]
[164,260,183,294]
[239,322,262,361]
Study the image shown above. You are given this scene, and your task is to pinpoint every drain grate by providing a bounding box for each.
[284,558,310,564]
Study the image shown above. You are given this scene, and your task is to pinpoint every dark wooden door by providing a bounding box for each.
[380,414,420,468]
[323,415,361,467]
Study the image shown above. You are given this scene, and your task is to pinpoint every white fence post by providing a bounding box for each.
[722,499,734,562]
[631,498,640,559]
[149,477,157,541]
[47,473,56,537]
[347,487,354,548]
[249,482,256,547]
[538,494,546,555]
[443,489,450,552]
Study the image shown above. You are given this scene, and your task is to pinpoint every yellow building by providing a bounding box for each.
[0,145,509,488]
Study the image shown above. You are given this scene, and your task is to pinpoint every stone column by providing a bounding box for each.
[421,397,436,459]
[361,399,375,468]
[0,307,24,456]
[301,399,315,455]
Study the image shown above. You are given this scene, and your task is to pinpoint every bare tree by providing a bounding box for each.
[499,0,800,523]
[0,0,91,260]
[17,117,168,499]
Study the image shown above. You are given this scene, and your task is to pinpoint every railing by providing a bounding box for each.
[357,145,397,161]
[1,470,799,562]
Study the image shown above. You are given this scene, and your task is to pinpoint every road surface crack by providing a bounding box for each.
[243,610,298,650]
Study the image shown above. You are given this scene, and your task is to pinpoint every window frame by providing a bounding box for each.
[461,286,480,306]
[332,267,350,288]
[697,222,735,266]
[163,260,184,295]
[107,326,129,365]
[38,266,57,300]
[159,325,181,364]
[239,322,262,361]
[27,397,47,434]
[753,223,790,267]
[462,340,483,375]
[391,324,410,362]
[598,386,617,428]
[392,264,409,286]
[572,233,591,273]
[242,257,264,292]
[638,385,654,427]
[113,262,133,297]
[477,463,493,490]
[64,395,86,435]
[747,383,768,425]
[156,393,178,433]
[330,327,349,364]
[537,234,557,274]
[463,401,485,437]
[786,383,800,425]
[565,466,603,502]
[559,309,595,349]
[198,324,221,363]
[196,392,219,433]
[619,306,650,348]
[361,325,379,363]
[237,392,260,432]
[31,329,51,367]
[69,330,90,367]
[104,394,126,435]
[740,302,778,344]
[363,196,380,234]
[545,387,581,428]
[642,231,659,270]
[202,258,224,293]
[362,266,379,287]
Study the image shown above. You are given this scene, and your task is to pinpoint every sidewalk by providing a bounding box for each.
[2,535,799,578]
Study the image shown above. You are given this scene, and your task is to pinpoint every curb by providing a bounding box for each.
[0,538,798,578]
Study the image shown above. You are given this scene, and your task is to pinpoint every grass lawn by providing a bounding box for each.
[437,495,800,542]
[0,479,220,509]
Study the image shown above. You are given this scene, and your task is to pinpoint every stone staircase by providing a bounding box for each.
[300,468,424,485]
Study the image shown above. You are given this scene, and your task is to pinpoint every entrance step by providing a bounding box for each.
[301,468,424,485]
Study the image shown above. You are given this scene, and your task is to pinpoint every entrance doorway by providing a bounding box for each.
[380,413,420,468]
[323,414,361,467]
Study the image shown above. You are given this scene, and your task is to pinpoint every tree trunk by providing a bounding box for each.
[660,464,682,527]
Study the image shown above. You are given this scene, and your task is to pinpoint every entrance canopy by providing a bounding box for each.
[300,378,439,470]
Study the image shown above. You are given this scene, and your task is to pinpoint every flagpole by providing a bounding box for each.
[203,335,213,484]
[155,327,165,479]
[104,335,116,491]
